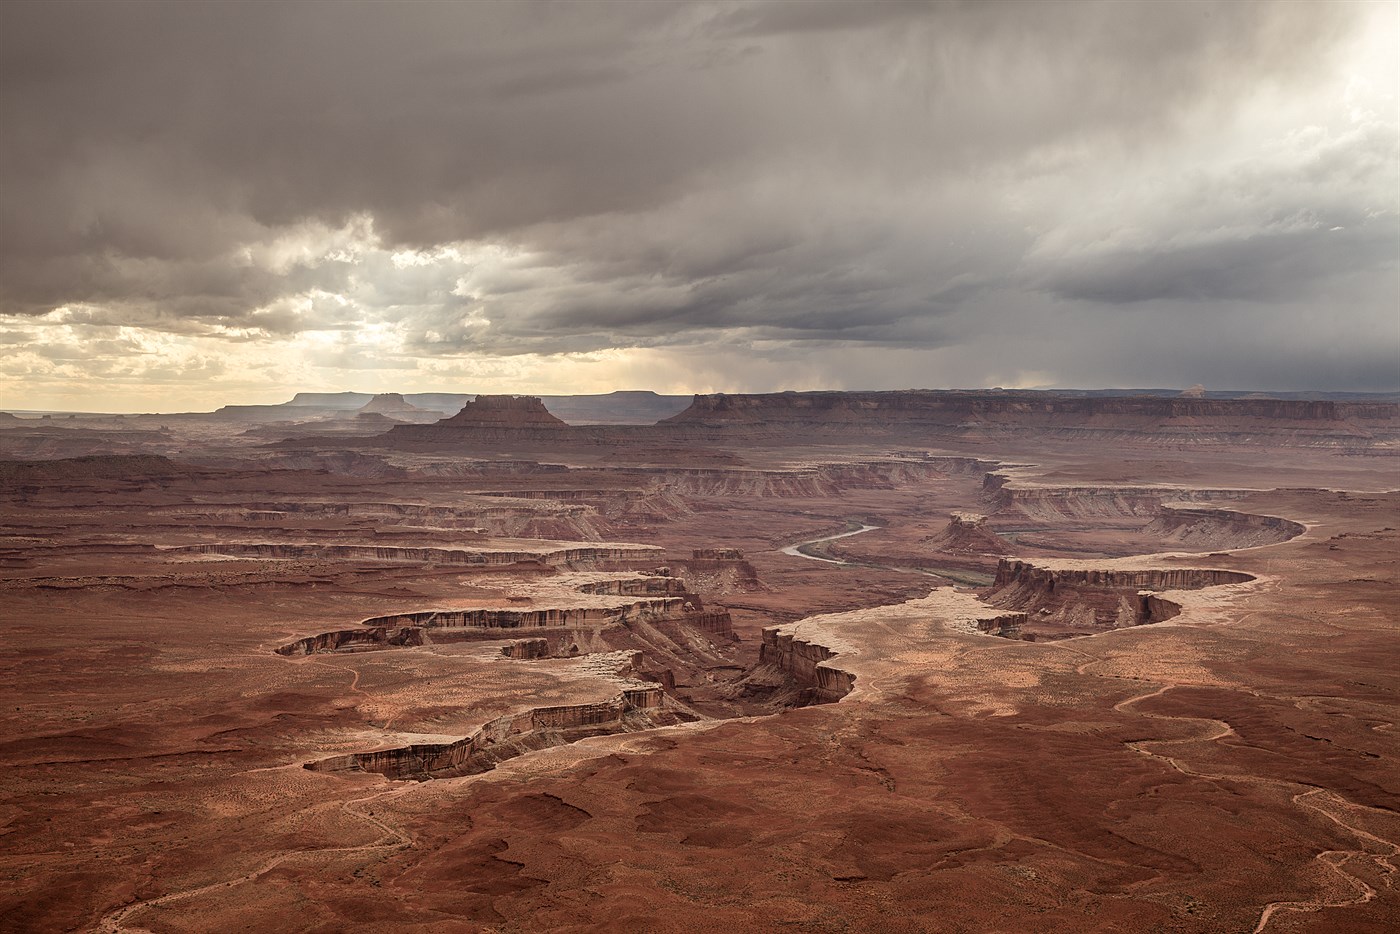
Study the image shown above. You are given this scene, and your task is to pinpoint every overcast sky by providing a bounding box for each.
[1,0,1396,411]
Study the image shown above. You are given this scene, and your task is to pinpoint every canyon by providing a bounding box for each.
[0,389,1396,933]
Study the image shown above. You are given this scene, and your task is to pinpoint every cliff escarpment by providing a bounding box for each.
[757,629,856,704]
[168,541,662,568]
[309,679,688,781]
[275,568,733,658]
[1144,506,1306,550]
[982,559,1256,639]
[665,391,1399,426]
[656,391,1400,446]
[980,477,1244,522]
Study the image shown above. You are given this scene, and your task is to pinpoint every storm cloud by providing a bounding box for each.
[0,0,1395,409]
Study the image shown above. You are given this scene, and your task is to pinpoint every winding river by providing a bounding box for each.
[779,522,993,586]
[779,524,881,564]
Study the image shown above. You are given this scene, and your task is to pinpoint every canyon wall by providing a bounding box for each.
[758,628,856,703]
[1144,506,1306,549]
[989,559,1256,592]
[310,685,677,780]
[980,476,1244,521]
[663,391,1400,427]
[169,542,662,567]
[647,391,1400,447]
[982,559,1256,637]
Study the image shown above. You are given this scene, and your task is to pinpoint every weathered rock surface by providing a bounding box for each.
[502,638,551,659]
[1144,506,1305,550]
[168,541,662,567]
[356,393,426,416]
[983,558,1256,638]
[309,680,683,780]
[921,512,1011,555]
[660,390,1400,446]
[437,395,568,429]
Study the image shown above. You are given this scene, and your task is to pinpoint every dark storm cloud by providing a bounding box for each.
[0,0,1394,390]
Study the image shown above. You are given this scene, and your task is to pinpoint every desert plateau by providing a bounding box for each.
[4,2,1398,931]
[1,389,1396,933]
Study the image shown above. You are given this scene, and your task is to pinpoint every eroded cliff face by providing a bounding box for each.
[980,477,1244,522]
[1144,507,1306,550]
[982,559,1255,639]
[657,391,1400,446]
[309,683,685,781]
[361,598,690,632]
[665,391,1400,426]
[382,395,574,443]
[921,512,1012,555]
[757,629,856,704]
[169,542,662,567]
[149,498,605,540]
[437,395,569,429]
[356,393,426,416]
[275,571,734,657]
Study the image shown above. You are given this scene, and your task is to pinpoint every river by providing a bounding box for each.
[779,524,881,565]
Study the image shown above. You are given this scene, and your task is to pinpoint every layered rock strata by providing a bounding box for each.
[309,673,684,781]
[920,512,1012,555]
[168,541,662,567]
[1144,506,1306,549]
[983,559,1256,638]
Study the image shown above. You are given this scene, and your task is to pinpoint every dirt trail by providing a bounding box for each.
[1109,682,1397,932]
[98,786,414,933]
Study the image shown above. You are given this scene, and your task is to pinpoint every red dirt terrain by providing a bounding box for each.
[0,391,1396,933]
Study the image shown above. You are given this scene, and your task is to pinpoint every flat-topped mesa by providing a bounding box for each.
[438,395,568,429]
[356,392,425,415]
[659,390,1400,445]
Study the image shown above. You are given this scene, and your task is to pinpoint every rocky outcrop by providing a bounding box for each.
[668,556,766,594]
[309,684,684,781]
[356,393,425,415]
[575,574,691,598]
[692,548,744,560]
[436,395,566,428]
[982,559,1255,638]
[381,395,578,443]
[758,628,855,704]
[989,560,1256,593]
[276,569,732,656]
[968,612,1026,638]
[276,626,427,655]
[920,513,1011,555]
[501,638,550,659]
[360,599,689,632]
